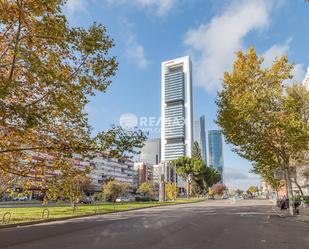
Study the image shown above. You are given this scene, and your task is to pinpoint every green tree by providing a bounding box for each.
[216,47,309,215]
[192,141,202,161]
[0,0,146,197]
[138,182,155,199]
[172,157,220,198]
[253,162,282,195]
[203,167,222,187]
[173,157,205,198]
[103,180,129,202]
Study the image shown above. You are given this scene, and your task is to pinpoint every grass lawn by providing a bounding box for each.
[0,198,202,226]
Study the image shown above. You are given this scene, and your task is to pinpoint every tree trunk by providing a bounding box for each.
[186,178,190,199]
[285,171,295,215]
[292,179,304,197]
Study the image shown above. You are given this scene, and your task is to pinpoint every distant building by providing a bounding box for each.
[303,67,309,90]
[25,152,134,194]
[193,115,207,162]
[208,130,224,177]
[86,153,134,192]
[152,162,176,186]
[161,56,193,161]
[139,138,161,165]
[133,162,153,189]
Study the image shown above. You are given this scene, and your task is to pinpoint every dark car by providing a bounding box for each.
[79,196,93,204]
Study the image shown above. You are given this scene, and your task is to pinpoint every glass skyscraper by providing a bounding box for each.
[161,56,193,161]
[194,115,207,163]
[208,130,224,176]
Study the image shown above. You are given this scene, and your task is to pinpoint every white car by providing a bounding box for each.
[13,196,28,201]
[115,197,130,203]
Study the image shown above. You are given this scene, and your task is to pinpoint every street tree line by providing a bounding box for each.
[216,47,309,215]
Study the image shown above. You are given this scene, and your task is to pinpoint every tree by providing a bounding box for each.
[247,186,258,196]
[208,188,215,196]
[210,183,227,196]
[0,171,18,200]
[165,183,177,200]
[138,182,155,199]
[203,167,221,187]
[0,1,146,197]
[253,162,282,196]
[216,47,309,215]
[235,189,244,195]
[44,161,91,205]
[172,156,221,198]
[192,141,202,161]
[103,180,129,202]
[173,157,205,198]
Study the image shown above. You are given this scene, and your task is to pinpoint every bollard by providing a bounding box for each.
[42,209,50,220]
[2,212,11,225]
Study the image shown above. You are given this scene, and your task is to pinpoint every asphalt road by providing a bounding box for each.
[0,200,308,249]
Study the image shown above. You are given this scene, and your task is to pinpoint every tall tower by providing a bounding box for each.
[194,115,207,163]
[208,130,224,177]
[161,56,193,162]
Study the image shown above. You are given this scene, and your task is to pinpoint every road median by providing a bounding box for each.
[0,198,205,229]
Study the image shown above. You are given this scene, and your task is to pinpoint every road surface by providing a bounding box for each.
[0,200,308,249]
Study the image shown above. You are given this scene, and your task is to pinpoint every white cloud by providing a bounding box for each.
[184,0,282,92]
[125,33,149,69]
[224,166,260,190]
[262,38,291,68]
[292,64,306,83]
[262,38,306,83]
[106,0,178,16]
[136,0,176,16]
[66,0,87,16]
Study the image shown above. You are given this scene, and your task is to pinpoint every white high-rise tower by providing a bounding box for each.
[161,56,193,162]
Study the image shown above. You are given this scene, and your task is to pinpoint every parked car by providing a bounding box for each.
[116,197,130,203]
[13,196,28,201]
[79,196,93,204]
[207,195,215,200]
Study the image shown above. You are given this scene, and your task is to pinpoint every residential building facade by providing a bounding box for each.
[85,153,134,192]
[161,56,193,161]
[133,162,153,189]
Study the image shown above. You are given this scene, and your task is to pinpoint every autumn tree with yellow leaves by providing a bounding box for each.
[0,0,146,200]
[216,47,309,215]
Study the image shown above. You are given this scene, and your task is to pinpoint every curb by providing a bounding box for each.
[0,199,206,230]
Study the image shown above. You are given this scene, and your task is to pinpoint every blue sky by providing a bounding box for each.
[64,0,309,190]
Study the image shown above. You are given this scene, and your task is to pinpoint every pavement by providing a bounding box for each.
[273,205,309,223]
[0,199,308,249]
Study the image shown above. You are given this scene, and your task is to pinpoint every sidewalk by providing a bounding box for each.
[272,205,309,223]
[297,207,309,223]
